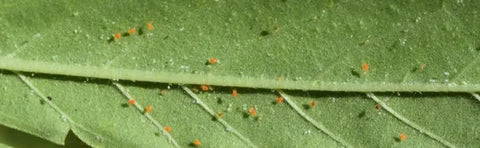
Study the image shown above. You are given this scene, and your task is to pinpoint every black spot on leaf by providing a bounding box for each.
[411,67,418,73]
[303,104,311,110]
[351,69,360,78]
[107,37,115,43]
[211,116,218,121]
[358,110,366,118]
[394,137,402,142]
[138,27,144,35]
[243,112,250,118]
[260,30,270,36]
[121,103,129,108]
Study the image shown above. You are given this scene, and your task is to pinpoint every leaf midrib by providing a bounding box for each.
[0,57,478,92]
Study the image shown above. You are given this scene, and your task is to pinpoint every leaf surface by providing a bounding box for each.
[0,0,479,147]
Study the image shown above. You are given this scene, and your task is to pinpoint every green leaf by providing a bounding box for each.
[0,0,479,147]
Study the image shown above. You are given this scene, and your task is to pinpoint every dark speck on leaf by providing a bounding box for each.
[303,104,311,110]
[394,137,402,142]
[107,37,114,43]
[411,67,418,73]
[358,110,366,118]
[351,68,360,78]
[260,30,270,36]
[138,27,144,35]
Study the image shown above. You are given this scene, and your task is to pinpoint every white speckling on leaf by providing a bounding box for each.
[227,103,233,112]
[60,114,67,122]
[303,129,312,135]
[443,72,450,76]
[33,33,41,38]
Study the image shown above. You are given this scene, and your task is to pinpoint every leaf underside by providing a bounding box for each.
[0,0,479,147]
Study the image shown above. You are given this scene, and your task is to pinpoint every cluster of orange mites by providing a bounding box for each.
[113,23,154,40]
[127,99,152,114]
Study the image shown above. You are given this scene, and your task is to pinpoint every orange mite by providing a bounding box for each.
[375,104,381,110]
[147,23,153,30]
[400,133,407,141]
[310,100,317,107]
[276,97,284,104]
[145,106,152,113]
[362,62,369,73]
[114,33,121,40]
[232,89,237,98]
[193,139,201,147]
[164,126,171,132]
[129,28,136,34]
[128,99,136,105]
[249,107,257,116]
[209,58,218,65]
[201,85,209,91]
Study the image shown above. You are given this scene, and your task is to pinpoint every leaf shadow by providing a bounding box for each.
[0,124,88,148]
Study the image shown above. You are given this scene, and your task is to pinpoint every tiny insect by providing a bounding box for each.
[375,104,381,110]
[114,33,121,40]
[193,139,201,147]
[232,89,237,98]
[276,97,284,104]
[310,100,317,107]
[218,111,223,118]
[128,99,136,105]
[362,62,369,73]
[192,87,200,93]
[145,106,152,113]
[209,58,218,65]
[420,63,426,71]
[201,85,209,91]
[164,126,171,132]
[159,89,167,95]
[47,96,53,101]
[400,133,407,141]
[249,107,257,116]
[147,23,154,30]
[129,28,136,35]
